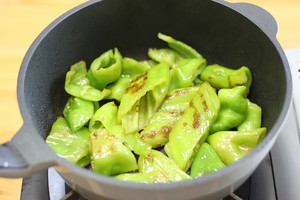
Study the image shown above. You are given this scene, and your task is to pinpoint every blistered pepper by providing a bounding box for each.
[237,99,262,131]
[128,150,190,183]
[190,143,225,177]
[140,87,200,148]
[164,82,220,171]
[64,61,109,101]
[105,57,150,101]
[210,86,248,134]
[158,33,203,59]
[169,58,207,91]
[148,48,183,67]
[46,117,90,167]
[63,97,95,132]
[200,64,252,96]
[89,102,151,156]
[90,128,138,176]
[118,62,170,134]
[207,128,266,165]
[87,48,122,90]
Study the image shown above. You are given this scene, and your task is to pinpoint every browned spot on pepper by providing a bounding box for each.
[166,88,191,99]
[144,131,157,139]
[161,126,172,137]
[146,155,154,161]
[202,98,208,112]
[183,122,187,126]
[169,110,184,117]
[126,72,148,93]
[193,110,201,129]
[156,143,162,148]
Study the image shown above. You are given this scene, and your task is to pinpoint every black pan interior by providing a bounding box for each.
[21,0,286,139]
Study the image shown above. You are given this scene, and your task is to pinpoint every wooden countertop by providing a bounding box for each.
[0,0,299,199]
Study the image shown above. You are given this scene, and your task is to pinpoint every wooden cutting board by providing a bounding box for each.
[1,0,299,199]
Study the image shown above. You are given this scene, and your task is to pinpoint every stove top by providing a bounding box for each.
[20,49,300,200]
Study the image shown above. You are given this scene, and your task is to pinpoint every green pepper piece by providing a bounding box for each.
[164,82,220,171]
[63,97,94,132]
[158,33,203,59]
[90,101,151,156]
[89,102,121,135]
[46,117,90,167]
[140,87,200,148]
[190,143,225,177]
[90,128,138,176]
[200,64,233,89]
[148,48,183,67]
[118,62,170,134]
[105,57,150,101]
[139,59,158,68]
[207,128,267,165]
[237,99,262,131]
[169,58,207,91]
[210,86,248,134]
[137,150,190,183]
[200,65,252,96]
[64,61,108,101]
[114,173,153,183]
[87,48,122,90]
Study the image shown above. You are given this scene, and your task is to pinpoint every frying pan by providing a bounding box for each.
[0,0,292,199]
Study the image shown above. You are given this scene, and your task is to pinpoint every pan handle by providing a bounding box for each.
[220,1,278,38]
[0,124,57,178]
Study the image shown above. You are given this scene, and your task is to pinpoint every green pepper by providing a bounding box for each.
[89,102,121,135]
[90,101,151,156]
[46,117,90,167]
[64,61,109,101]
[118,62,170,134]
[238,99,262,131]
[207,128,266,165]
[140,87,200,148]
[63,96,95,132]
[158,33,203,59]
[210,86,248,134]
[139,59,158,68]
[87,48,122,90]
[114,173,153,183]
[148,48,183,67]
[200,65,252,96]
[169,58,207,91]
[190,143,225,177]
[137,150,190,183]
[164,82,220,171]
[90,128,138,176]
[105,57,150,101]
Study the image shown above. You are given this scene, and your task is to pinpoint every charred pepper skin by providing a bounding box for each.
[210,86,248,134]
[118,62,170,134]
[164,82,220,171]
[140,87,200,148]
[105,57,150,101]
